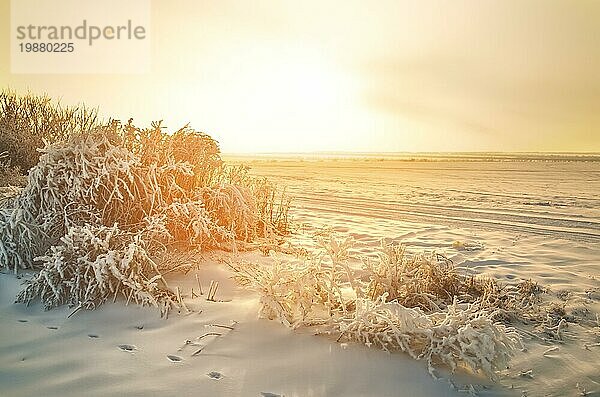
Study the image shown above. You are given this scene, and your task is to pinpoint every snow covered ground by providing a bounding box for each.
[1,155,599,396]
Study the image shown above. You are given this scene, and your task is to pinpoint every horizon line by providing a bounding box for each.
[222,150,600,156]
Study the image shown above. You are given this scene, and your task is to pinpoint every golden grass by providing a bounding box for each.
[0,90,98,173]
[0,152,26,188]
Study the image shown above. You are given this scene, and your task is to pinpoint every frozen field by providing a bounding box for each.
[233,155,600,282]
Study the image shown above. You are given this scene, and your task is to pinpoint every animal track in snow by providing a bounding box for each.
[118,344,137,352]
[167,355,183,362]
[207,371,223,380]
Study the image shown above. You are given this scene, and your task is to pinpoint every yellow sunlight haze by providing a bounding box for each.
[184,46,361,153]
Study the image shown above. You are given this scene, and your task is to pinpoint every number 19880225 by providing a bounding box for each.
[19,42,74,52]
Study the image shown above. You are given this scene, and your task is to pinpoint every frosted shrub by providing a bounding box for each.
[0,132,144,271]
[208,164,292,238]
[340,296,518,380]
[251,177,291,237]
[201,183,258,242]
[161,200,232,248]
[0,207,48,272]
[231,236,521,380]
[16,224,176,315]
[0,90,99,172]
[0,116,291,313]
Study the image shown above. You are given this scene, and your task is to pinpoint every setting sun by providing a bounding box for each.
[193,47,357,152]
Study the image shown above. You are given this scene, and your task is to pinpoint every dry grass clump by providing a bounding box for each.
[362,241,552,327]
[0,95,291,314]
[0,153,27,188]
[200,183,257,242]
[340,297,518,380]
[363,244,548,332]
[117,120,290,239]
[363,243,462,311]
[160,200,232,249]
[230,237,521,380]
[0,90,98,173]
[251,178,292,237]
[230,237,582,379]
[209,163,291,238]
[118,120,222,189]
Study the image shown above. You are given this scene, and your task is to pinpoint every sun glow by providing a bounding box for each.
[187,48,359,153]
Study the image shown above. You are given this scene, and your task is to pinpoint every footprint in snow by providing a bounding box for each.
[118,344,137,352]
[207,371,223,380]
[167,355,183,363]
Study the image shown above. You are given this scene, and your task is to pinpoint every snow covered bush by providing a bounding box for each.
[230,236,521,380]
[0,110,291,313]
[340,296,518,380]
[16,224,177,316]
[200,183,258,242]
[161,200,233,248]
[363,242,462,310]
[0,131,143,271]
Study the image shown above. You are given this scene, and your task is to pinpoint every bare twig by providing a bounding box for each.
[196,274,203,295]
[208,323,235,330]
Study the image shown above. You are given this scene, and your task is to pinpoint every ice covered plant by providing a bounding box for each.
[16,224,177,316]
[200,183,258,242]
[161,199,233,249]
[362,240,550,325]
[0,131,144,271]
[362,242,462,310]
[251,177,291,237]
[339,296,518,380]
[230,236,362,329]
[0,100,291,313]
[209,164,291,238]
[230,236,522,381]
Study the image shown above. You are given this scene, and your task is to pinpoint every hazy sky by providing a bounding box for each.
[1,0,599,153]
